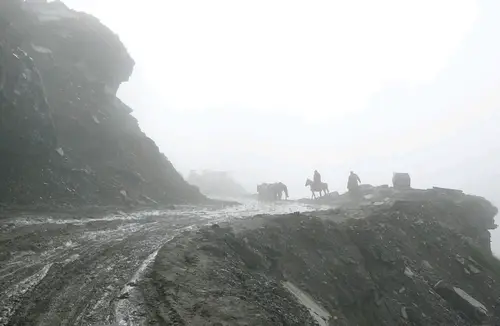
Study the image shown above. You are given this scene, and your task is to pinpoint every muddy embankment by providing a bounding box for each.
[0,201,319,326]
[142,189,499,325]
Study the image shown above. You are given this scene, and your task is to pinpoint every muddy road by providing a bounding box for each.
[0,200,320,326]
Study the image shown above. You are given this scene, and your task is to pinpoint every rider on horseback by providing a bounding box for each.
[313,170,321,186]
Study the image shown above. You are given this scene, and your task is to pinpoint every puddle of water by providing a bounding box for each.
[282,281,331,326]
[7,200,319,227]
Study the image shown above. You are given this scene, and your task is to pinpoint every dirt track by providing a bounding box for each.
[0,201,317,326]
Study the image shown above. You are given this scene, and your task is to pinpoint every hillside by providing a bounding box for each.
[0,0,204,209]
[140,188,499,325]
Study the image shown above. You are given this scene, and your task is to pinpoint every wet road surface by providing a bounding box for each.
[0,200,319,326]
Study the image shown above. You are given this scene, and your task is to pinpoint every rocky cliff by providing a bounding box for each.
[0,0,204,208]
[142,189,499,325]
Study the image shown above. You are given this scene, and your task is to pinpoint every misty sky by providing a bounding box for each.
[60,1,499,206]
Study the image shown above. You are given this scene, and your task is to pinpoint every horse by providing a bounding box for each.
[273,182,289,200]
[305,178,329,199]
[257,183,271,201]
[257,182,289,201]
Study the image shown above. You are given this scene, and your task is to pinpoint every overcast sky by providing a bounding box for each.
[59,0,500,251]
[60,0,499,203]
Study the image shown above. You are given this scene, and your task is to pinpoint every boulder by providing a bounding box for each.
[435,280,489,322]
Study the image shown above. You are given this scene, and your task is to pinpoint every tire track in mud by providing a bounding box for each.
[0,202,317,325]
[113,221,229,326]
[0,263,53,326]
[0,213,198,326]
[114,247,161,326]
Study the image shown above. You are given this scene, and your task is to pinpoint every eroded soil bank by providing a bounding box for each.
[144,191,500,325]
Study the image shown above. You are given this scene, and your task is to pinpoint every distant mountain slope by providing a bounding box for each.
[187,170,248,198]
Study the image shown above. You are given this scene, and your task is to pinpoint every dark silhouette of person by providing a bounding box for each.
[347,171,361,191]
[313,170,321,185]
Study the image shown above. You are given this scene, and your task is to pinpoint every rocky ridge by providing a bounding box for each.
[0,0,204,208]
[143,188,499,325]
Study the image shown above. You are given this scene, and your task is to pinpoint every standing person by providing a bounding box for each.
[313,170,321,185]
[347,171,361,192]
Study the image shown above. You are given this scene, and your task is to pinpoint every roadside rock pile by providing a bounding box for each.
[0,1,203,208]
[143,190,499,325]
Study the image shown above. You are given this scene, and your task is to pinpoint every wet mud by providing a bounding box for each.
[0,201,316,326]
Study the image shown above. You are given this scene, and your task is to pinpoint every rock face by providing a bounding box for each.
[0,0,203,207]
[144,190,499,325]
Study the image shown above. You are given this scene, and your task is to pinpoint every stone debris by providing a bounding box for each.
[401,306,408,320]
[468,264,481,274]
[422,260,433,270]
[282,281,331,326]
[435,280,489,322]
[404,267,415,278]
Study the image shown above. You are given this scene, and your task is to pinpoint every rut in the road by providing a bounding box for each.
[0,202,316,325]
[0,213,203,326]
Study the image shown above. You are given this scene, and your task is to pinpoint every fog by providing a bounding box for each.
[61,0,499,248]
